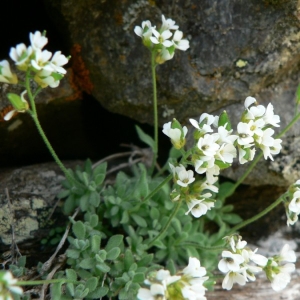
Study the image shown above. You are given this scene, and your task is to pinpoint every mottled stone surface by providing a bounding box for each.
[43,0,300,125]
[0,162,69,248]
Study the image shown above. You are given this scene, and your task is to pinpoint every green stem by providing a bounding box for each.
[176,242,224,252]
[226,111,300,196]
[225,193,286,237]
[25,72,80,187]
[150,51,158,172]
[147,198,182,248]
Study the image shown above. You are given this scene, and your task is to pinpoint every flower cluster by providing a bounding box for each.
[218,235,296,292]
[237,96,282,163]
[0,271,23,300]
[8,31,68,88]
[134,15,189,64]
[284,180,300,225]
[0,31,69,121]
[137,257,208,300]
[163,97,282,218]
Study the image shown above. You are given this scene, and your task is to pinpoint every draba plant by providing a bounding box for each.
[1,14,300,300]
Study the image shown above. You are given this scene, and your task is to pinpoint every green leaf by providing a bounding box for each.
[219,182,235,200]
[222,213,243,224]
[132,272,145,283]
[79,193,89,211]
[124,249,134,271]
[131,214,147,227]
[84,159,93,174]
[72,221,86,240]
[150,207,160,219]
[91,235,101,253]
[135,125,155,150]
[66,269,77,281]
[79,258,95,269]
[66,249,80,259]
[89,214,99,228]
[152,239,166,249]
[105,235,124,252]
[221,204,234,213]
[57,189,70,199]
[171,218,182,235]
[166,259,176,275]
[137,254,153,267]
[89,191,100,207]
[96,262,110,273]
[85,277,98,293]
[87,286,109,298]
[66,283,75,296]
[51,282,63,299]
[93,162,107,186]
[120,210,129,224]
[106,247,121,260]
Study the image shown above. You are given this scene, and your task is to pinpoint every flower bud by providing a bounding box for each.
[218,110,231,130]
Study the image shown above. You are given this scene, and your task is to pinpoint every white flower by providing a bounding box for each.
[29,31,48,50]
[248,250,268,267]
[183,257,207,278]
[229,235,247,253]
[137,284,165,300]
[259,128,275,160]
[215,143,237,164]
[270,138,282,157]
[9,43,33,70]
[264,103,280,127]
[206,165,220,184]
[244,96,257,109]
[270,263,295,292]
[176,166,195,187]
[245,104,266,120]
[237,122,254,146]
[213,125,238,144]
[289,190,300,214]
[0,271,23,298]
[278,244,297,263]
[43,51,68,74]
[248,119,265,138]
[172,30,189,51]
[222,271,246,290]
[34,69,62,88]
[0,60,18,84]
[194,156,215,174]
[31,48,52,71]
[200,179,219,193]
[161,15,179,31]
[238,146,256,164]
[162,121,187,149]
[197,134,220,157]
[185,198,214,218]
[218,251,244,273]
[150,28,173,47]
[135,20,151,36]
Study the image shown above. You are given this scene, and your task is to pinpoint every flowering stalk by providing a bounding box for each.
[225,193,288,237]
[151,51,158,172]
[147,197,183,248]
[24,73,81,188]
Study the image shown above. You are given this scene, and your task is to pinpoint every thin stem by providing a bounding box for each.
[176,242,224,252]
[25,72,81,187]
[147,198,182,248]
[150,51,158,172]
[225,193,286,237]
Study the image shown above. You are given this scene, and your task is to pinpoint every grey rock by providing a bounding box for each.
[43,0,300,125]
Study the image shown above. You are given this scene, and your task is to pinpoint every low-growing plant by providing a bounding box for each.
[1,14,300,300]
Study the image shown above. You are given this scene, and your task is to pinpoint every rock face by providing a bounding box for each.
[43,0,300,125]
